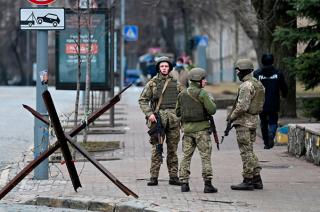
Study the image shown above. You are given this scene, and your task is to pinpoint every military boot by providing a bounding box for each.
[147,177,158,186]
[253,175,263,189]
[204,180,218,193]
[169,177,181,186]
[181,183,190,192]
[230,178,254,190]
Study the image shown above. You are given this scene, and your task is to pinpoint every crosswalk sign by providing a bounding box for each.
[124,25,138,41]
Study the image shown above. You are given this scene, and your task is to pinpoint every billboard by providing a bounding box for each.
[56,9,109,90]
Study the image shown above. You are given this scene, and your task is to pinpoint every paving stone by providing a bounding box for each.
[1,87,320,211]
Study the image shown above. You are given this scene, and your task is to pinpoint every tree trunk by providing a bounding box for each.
[180,3,192,56]
[252,0,276,66]
[75,0,81,128]
[272,1,297,117]
[73,0,81,157]
[158,13,177,55]
[0,62,8,85]
[252,0,296,117]
[11,29,26,85]
[83,4,92,142]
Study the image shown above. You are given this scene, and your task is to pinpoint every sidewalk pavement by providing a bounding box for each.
[1,86,320,211]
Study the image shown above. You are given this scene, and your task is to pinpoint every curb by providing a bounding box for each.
[25,196,174,212]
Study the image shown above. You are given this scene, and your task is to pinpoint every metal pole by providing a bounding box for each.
[34,27,49,179]
[109,6,115,127]
[219,24,223,82]
[233,13,239,82]
[26,31,30,86]
[120,0,125,90]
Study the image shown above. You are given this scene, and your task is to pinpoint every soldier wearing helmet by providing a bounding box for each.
[176,67,218,193]
[227,59,265,191]
[138,56,181,186]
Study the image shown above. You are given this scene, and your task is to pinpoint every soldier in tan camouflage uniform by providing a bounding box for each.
[170,57,189,90]
[228,59,265,191]
[138,56,181,186]
[176,68,218,193]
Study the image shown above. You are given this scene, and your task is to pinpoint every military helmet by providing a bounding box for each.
[155,56,173,72]
[235,59,254,71]
[188,68,206,81]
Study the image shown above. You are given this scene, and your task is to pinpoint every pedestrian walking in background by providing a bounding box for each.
[138,56,181,186]
[228,59,265,191]
[254,53,288,149]
[185,56,195,71]
[176,68,218,193]
[170,57,189,90]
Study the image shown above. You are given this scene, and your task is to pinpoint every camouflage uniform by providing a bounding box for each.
[229,74,263,179]
[170,66,189,91]
[176,77,216,185]
[229,59,265,181]
[139,73,180,179]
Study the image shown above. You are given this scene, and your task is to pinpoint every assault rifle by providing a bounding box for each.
[221,93,238,143]
[208,116,220,150]
[220,120,233,144]
[147,112,165,163]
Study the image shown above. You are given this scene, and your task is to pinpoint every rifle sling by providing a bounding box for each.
[155,78,171,113]
[228,92,240,119]
[186,89,201,103]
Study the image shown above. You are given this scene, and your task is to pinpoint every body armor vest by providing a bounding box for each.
[153,77,179,109]
[180,89,207,122]
[248,77,265,115]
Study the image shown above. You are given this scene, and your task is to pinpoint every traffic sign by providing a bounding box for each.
[20,8,65,30]
[27,0,56,5]
[124,25,138,41]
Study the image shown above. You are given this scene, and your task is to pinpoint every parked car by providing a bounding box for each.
[37,13,60,27]
[125,69,144,86]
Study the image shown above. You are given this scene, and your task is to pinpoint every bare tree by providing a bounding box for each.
[75,0,82,133]
[0,1,27,85]
[248,0,297,117]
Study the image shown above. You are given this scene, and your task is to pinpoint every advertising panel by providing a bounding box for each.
[56,9,109,90]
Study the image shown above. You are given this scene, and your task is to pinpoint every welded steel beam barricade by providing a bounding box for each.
[42,90,82,191]
[0,84,138,199]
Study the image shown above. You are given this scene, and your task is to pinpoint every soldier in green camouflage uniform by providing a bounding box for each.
[228,59,265,191]
[176,68,218,193]
[138,56,181,186]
